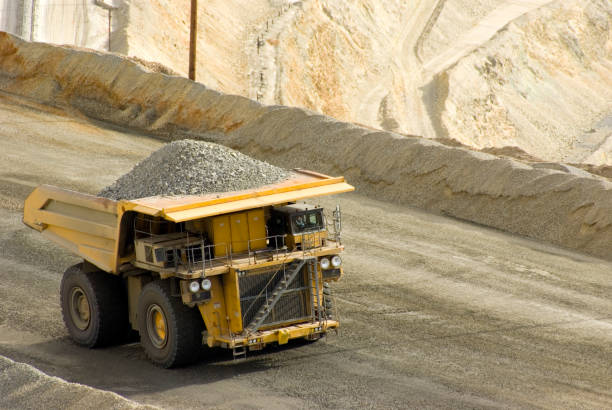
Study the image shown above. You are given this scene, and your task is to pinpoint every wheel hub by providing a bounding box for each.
[69,287,90,330]
[147,304,168,349]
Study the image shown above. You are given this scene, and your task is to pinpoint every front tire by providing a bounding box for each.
[60,263,130,347]
[137,280,204,368]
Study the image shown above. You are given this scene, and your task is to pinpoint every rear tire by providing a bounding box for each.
[137,280,204,368]
[60,263,130,347]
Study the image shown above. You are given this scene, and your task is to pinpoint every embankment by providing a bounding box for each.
[0,355,154,409]
[0,32,610,260]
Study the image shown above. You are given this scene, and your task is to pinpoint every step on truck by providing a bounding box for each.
[23,169,354,367]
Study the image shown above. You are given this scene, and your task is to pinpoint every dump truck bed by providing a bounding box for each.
[23,169,354,274]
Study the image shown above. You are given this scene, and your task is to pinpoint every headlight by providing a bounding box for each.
[331,255,342,267]
[189,281,200,293]
[320,257,330,269]
[201,278,212,291]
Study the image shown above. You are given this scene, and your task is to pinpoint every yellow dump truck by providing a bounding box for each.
[23,169,354,367]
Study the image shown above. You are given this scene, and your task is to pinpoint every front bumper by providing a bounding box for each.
[208,320,339,349]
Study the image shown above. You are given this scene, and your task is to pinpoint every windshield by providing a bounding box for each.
[291,211,323,233]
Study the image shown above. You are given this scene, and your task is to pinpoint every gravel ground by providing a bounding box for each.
[2,89,612,409]
[99,139,291,200]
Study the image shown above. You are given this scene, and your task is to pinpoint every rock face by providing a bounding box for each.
[98,140,291,200]
[2,0,611,164]
[124,0,612,165]
[0,0,118,50]
[0,0,612,165]
[0,32,610,261]
[434,0,612,164]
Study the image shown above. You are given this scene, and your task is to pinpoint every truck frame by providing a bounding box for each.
[23,169,354,367]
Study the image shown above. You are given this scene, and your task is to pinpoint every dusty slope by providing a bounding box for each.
[0,97,611,408]
[0,32,609,260]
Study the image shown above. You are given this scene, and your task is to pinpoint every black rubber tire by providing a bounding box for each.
[137,280,204,368]
[60,263,130,348]
[323,284,333,308]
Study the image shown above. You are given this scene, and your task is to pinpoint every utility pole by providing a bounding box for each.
[108,9,112,51]
[189,0,197,81]
[94,1,118,52]
[21,0,34,41]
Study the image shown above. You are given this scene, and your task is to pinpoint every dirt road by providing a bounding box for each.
[421,0,556,78]
[1,93,611,409]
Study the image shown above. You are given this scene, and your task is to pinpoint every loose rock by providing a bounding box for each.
[98,140,291,200]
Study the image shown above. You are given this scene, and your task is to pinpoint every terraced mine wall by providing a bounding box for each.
[0,32,610,261]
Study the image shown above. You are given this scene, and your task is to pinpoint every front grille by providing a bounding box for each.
[191,290,211,303]
[322,268,341,280]
[239,263,311,329]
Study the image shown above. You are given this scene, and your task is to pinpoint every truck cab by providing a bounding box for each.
[268,203,326,250]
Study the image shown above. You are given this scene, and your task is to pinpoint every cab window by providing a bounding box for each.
[291,211,323,233]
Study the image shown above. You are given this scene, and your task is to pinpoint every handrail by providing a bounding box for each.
[138,227,340,274]
[161,241,229,274]
[246,234,288,264]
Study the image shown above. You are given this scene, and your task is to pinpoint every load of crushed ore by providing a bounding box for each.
[98,139,291,200]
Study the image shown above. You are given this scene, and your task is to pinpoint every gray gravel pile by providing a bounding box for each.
[99,139,291,200]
